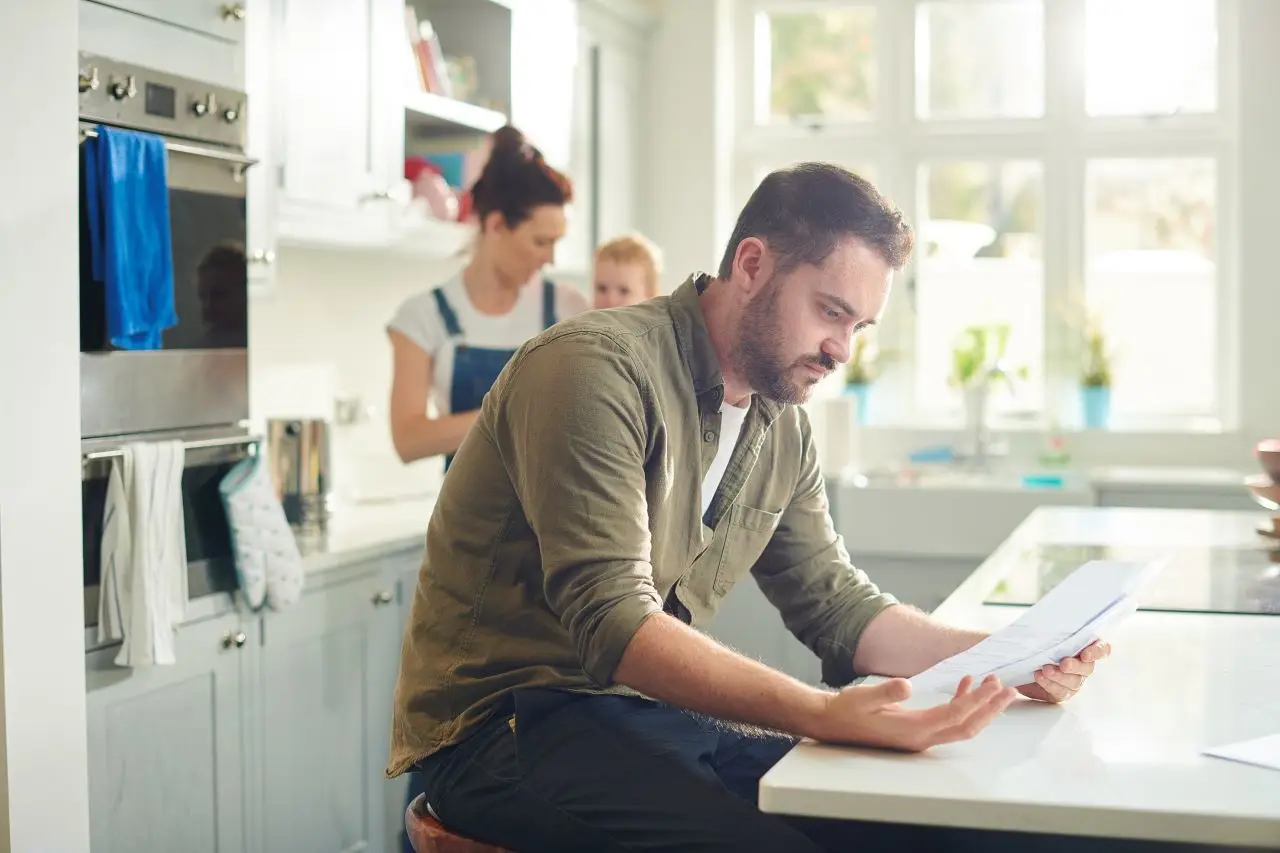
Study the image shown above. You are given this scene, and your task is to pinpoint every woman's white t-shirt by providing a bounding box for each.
[388,275,590,415]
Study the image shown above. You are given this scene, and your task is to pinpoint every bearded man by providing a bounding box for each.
[386,163,1110,852]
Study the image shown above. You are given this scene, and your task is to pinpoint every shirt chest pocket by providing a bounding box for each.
[712,503,783,595]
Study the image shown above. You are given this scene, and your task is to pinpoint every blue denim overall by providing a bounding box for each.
[433,279,558,473]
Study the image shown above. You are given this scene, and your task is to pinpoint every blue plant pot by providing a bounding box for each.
[1081,385,1111,429]
[844,382,870,425]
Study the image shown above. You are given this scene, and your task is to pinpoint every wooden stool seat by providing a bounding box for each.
[405,794,512,853]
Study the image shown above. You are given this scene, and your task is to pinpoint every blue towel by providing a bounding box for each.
[83,124,178,350]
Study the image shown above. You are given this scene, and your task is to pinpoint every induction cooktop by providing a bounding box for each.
[983,543,1280,616]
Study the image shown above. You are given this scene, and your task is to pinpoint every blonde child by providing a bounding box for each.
[592,232,663,309]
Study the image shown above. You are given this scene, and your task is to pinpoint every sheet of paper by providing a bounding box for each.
[910,558,1163,695]
[1203,733,1280,772]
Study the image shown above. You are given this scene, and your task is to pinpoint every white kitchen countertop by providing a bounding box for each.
[295,495,436,575]
[759,506,1280,849]
[1089,465,1255,492]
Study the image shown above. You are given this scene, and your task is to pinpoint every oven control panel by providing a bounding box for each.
[77,52,247,150]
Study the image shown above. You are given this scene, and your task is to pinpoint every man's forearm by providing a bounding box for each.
[851,604,987,678]
[612,613,830,739]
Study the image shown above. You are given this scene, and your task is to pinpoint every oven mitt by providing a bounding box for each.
[219,452,304,611]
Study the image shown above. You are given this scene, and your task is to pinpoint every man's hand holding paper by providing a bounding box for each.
[908,559,1161,704]
[1018,638,1112,703]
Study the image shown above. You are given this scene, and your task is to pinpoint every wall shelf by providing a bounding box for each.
[405,90,506,138]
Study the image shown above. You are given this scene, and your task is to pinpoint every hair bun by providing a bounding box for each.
[468,123,573,229]
[487,124,542,168]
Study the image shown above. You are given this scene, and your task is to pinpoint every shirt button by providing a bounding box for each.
[703,430,716,442]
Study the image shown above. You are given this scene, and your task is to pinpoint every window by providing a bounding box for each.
[756,6,877,125]
[916,160,1045,414]
[915,2,1044,120]
[736,0,1236,430]
[1084,0,1218,117]
[1085,158,1218,416]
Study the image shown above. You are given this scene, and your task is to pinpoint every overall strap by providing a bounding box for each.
[431,287,464,339]
[541,279,558,329]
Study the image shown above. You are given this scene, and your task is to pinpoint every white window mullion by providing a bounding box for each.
[872,0,918,423]
[1043,0,1086,426]
[1214,0,1242,429]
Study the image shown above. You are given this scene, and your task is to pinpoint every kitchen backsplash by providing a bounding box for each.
[250,245,462,503]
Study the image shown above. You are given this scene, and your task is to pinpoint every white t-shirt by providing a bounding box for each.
[701,400,751,517]
[388,275,590,415]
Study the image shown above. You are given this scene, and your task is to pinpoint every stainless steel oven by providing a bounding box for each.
[77,52,257,632]
[77,51,252,440]
[80,429,256,631]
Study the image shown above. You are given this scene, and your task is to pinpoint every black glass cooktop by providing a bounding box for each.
[984,543,1280,616]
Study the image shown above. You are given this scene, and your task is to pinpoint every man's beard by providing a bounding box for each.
[730,276,836,405]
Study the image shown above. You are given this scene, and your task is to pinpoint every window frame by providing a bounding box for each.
[734,0,1241,432]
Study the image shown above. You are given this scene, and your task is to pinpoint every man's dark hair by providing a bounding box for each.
[716,163,914,279]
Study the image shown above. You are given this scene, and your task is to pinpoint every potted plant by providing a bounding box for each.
[1080,313,1113,429]
[948,324,1027,449]
[842,335,879,424]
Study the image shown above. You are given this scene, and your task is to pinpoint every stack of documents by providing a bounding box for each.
[911,559,1164,695]
[1203,733,1280,772]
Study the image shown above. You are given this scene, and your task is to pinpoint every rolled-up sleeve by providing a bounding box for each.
[751,411,898,688]
[491,331,664,686]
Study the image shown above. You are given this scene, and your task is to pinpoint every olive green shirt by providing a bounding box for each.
[386,273,897,778]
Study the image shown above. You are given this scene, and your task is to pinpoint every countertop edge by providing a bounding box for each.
[757,785,1280,849]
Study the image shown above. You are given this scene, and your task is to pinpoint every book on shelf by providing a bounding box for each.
[403,4,453,99]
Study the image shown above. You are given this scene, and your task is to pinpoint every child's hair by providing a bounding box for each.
[594,232,663,297]
[470,125,573,229]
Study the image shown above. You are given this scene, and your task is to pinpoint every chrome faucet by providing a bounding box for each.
[960,361,1012,471]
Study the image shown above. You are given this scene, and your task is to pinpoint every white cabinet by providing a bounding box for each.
[272,0,404,247]
[86,554,417,853]
[243,0,277,288]
[243,0,408,257]
[241,0,652,268]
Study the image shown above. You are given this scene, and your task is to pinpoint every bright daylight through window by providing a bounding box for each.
[741,0,1231,431]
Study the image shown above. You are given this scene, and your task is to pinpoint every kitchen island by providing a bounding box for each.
[760,506,1280,850]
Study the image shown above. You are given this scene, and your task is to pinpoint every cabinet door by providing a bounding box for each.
[244,0,278,289]
[86,613,251,853]
[273,0,388,245]
[595,43,641,243]
[379,557,425,852]
[257,569,401,853]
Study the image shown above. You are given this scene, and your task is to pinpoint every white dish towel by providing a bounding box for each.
[98,441,189,666]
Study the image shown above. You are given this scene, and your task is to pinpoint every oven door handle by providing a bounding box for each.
[80,127,258,171]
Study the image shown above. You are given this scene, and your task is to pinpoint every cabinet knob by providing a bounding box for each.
[372,590,394,606]
[249,249,276,266]
[220,3,246,21]
[360,183,411,205]
[222,631,248,649]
